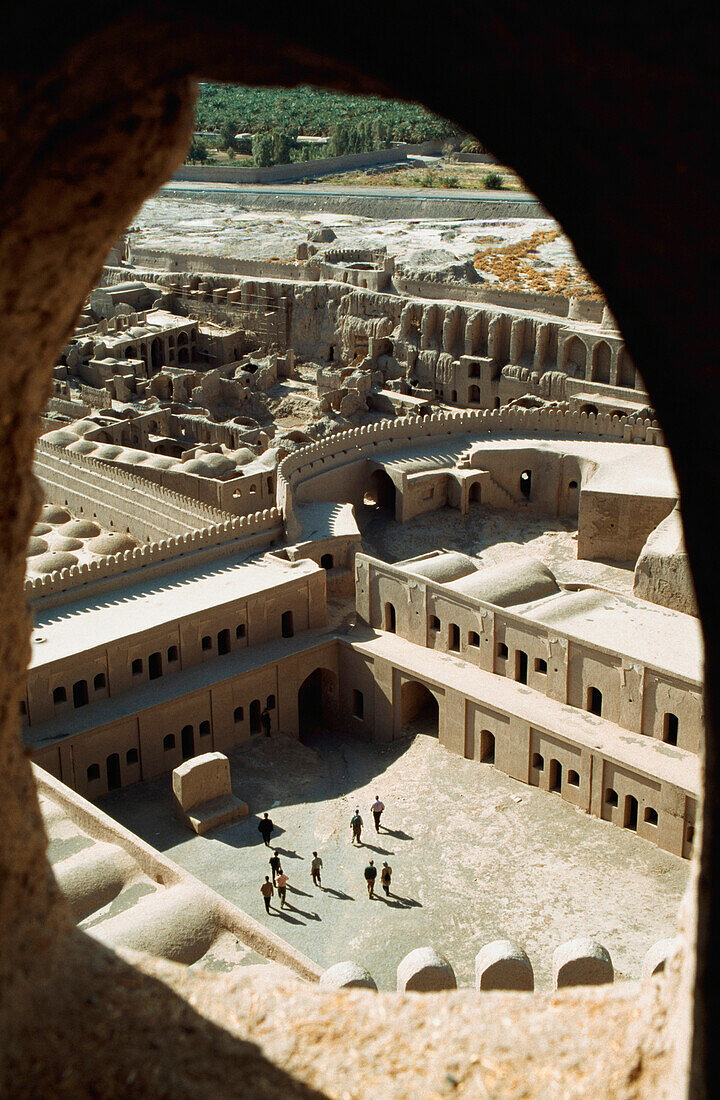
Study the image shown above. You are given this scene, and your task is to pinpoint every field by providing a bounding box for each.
[320,159,525,191]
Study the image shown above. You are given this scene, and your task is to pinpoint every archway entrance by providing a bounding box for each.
[181,725,195,760]
[400,680,439,737]
[298,667,338,744]
[363,468,396,513]
[150,337,162,374]
[106,753,121,791]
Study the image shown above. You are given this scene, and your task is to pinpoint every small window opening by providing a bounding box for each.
[132,658,143,676]
[429,615,440,632]
[126,748,139,766]
[449,623,460,651]
[534,657,548,674]
[624,794,639,831]
[163,734,175,751]
[568,770,580,787]
[320,553,334,570]
[201,635,212,651]
[53,686,67,705]
[234,706,244,723]
[353,689,364,720]
[266,694,276,710]
[644,807,659,825]
[532,752,544,771]
[93,673,106,691]
[199,720,211,737]
[516,650,528,684]
[568,479,578,490]
[86,764,100,782]
[236,624,246,639]
[167,645,178,663]
[605,787,619,807]
[383,603,396,634]
[497,642,509,659]
[549,759,563,793]
[281,611,294,638]
[468,631,480,647]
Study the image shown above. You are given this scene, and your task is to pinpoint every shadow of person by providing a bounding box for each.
[283,902,321,921]
[322,887,354,901]
[385,892,422,908]
[275,846,304,860]
[287,884,312,897]
[382,828,414,841]
[361,841,394,856]
[271,908,306,926]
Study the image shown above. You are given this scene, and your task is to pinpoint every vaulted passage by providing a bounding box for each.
[400,680,439,736]
[298,667,337,744]
[364,468,396,513]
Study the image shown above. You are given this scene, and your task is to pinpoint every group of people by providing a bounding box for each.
[257,795,394,914]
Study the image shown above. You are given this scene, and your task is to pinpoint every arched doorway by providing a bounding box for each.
[564,336,587,377]
[469,481,482,503]
[181,725,194,760]
[400,680,439,737]
[363,468,396,513]
[150,337,162,374]
[592,340,612,383]
[297,667,337,743]
[106,753,121,791]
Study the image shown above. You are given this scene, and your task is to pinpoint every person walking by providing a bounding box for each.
[350,808,363,845]
[380,861,392,896]
[370,795,385,833]
[269,848,281,885]
[260,876,274,914]
[261,707,272,737]
[311,850,323,887]
[276,868,288,908]
[364,859,377,899]
[258,812,274,847]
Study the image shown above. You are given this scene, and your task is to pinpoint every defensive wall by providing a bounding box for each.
[276,407,664,538]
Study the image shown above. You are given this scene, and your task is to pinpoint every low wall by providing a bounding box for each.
[173,146,421,185]
[129,248,308,281]
[392,275,578,318]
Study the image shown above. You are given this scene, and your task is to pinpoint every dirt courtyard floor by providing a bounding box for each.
[100,729,688,992]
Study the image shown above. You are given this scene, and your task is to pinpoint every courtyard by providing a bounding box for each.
[100,726,688,991]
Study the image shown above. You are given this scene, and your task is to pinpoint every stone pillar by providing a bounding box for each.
[553,938,614,989]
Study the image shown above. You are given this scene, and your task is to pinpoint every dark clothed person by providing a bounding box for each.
[269,851,281,884]
[364,860,378,898]
[258,813,274,846]
[260,877,274,913]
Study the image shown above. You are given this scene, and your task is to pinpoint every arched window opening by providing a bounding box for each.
[568,769,580,787]
[132,658,143,676]
[234,706,244,723]
[480,730,495,764]
[497,642,509,660]
[281,610,294,638]
[217,628,231,655]
[516,650,528,684]
[549,759,563,793]
[167,645,178,663]
[126,748,139,766]
[148,651,162,680]
[199,720,211,737]
[534,657,548,674]
[163,734,175,751]
[384,603,396,633]
[469,384,480,403]
[201,635,212,651]
[645,807,659,826]
[73,680,89,709]
[429,615,440,632]
[236,623,246,639]
[266,694,276,710]
[468,631,480,647]
[469,481,482,503]
[605,787,619,807]
[86,764,100,782]
[663,712,679,745]
[520,470,532,498]
[353,689,364,719]
[449,623,460,651]
[53,686,67,705]
[93,673,106,691]
[320,553,334,570]
[532,752,544,771]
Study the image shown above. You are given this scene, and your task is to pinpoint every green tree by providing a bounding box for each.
[272,129,293,165]
[329,122,350,157]
[219,118,239,152]
[252,130,274,167]
[186,135,208,164]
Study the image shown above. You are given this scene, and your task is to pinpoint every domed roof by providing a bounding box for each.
[27,536,48,557]
[93,444,123,459]
[65,439,98,455]
[86,532,137,556]
[229,447,256,467]
[141,454,176,469]
[45,534,84,551]
[43,429,79,446]
[200,453,235,474]
[117,449,148,464]
[40,505,71,524]
[180,458,213,475]
[58,519,101,538]
[29,551,78,574]
[32,523,52,536]
[71,419,102,435]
